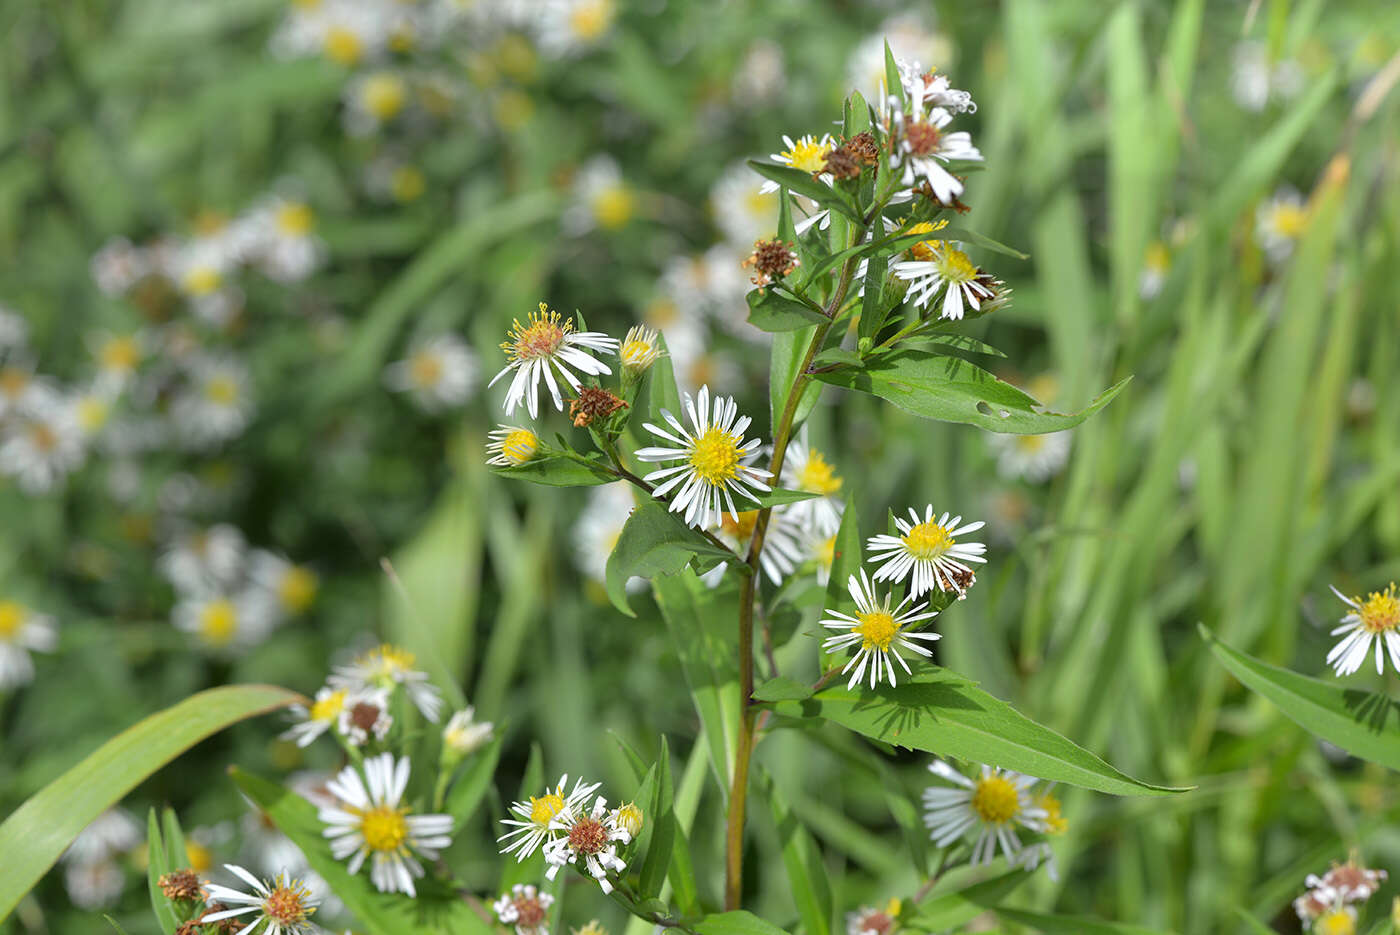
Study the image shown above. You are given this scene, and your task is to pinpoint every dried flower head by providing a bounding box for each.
[743,239,799,291]
[569,387,628,427]
[159,868,203,902]
[822,144,864,180]
[846,131,881,165]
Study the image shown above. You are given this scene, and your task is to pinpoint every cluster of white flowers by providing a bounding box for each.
[497,774,642,895]
[1293,856,1388,933]
[923,759,1066,878]
[161,524,317,656]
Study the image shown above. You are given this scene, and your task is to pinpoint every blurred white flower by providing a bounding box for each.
[710,161,778,248]
[1230,40,1304,112]
[565,155,635,233]
[494,883,554,935]
[987,430,1072,483]
[0,600,56,690]
[160,524,248,595]
[172,591,274,655]
[1255,187,1308,264]
[489,303,617,420]
[384,334,479,412]
[330,643,442,722]
[170,353,255,449]
[443,706,494,756]
[532,0,615,58]
[866,505,986,599]
[336,687,394,746]
[780,427,844,536]
[64,808,141,865]
[0,393,86,494]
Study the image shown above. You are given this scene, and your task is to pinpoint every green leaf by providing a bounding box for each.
[822,497,863,620]
[0,684,300,923]
[770,326,815,432]
[445,735,504,827]
[1200,625,1400,769]
[606,499,735,617]
[160,808,187,871]
[747,288,829,332]
[937,226,1031,261]
[490,453,616,488]
[146,810,178,935]
[883,41,902,109]
[753,677,815,702]
[905,869,1028,931]
[104,916,134,935]
[233,768,494,935]
[646,334,684,426]
[753,488,822,508]
[746,161,855,219]
[638,737,676,899]
[844,90,871,137]
[760,769,832,935]
[815,350,1131,434]
[762,671,1185,795]
[697,910,791,935]
[996,908,1178,934]
[859,225,891,343]
[1233,908,1278,935]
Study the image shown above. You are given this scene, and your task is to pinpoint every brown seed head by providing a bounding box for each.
[822,144,862,180]
[349,701,383,734]
[159,868,203,902]
[855,910,895,935]
[904,121,942,157]
[846,132,880,165]
[567,816,610,855]
[942,566,977,598]
[569,387,627,427]
[513,893,549,929]
[742,239,799,291]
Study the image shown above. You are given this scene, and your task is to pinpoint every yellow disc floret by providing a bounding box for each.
[362,73,406,120]
[0,601,25,640]
[99,336,141,373]
[199,599,238,646]
[1036,791,1067,834]
[1314,908,1356,935]
[854,610,898,651]
[903,521,954,561]
[934,247,978,284]
[970,775,1021,824]
[205,375,239,406]
[310,688,348,722]
[324,26,363,65]
[529,793,566,826]
[797,450,842,495]
[591,187,635,230]
[1357,583,1400,634]
[183,267,222,297]
[409,350,444,389]
[276,202,314,236]
[688,428,742,485]
[503,304,572,362]
[501,429,539,465]
[360,804,410,852]
[1269,201,1309,239]
[278,566,318,613]
[263,875,316,924]
[903,219,949,261]
[569,0,614,41]
[782,137,834,175]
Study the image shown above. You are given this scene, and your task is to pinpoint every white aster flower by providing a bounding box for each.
[710,507,806,587]
[1305,857,1388,905]
[710,160,778,248]
[892,243,995,321]
[0,395,85,494]
[565,155,635,233]
[170,353,255,449]
[866,506,986,598]
[498,774,602,861]
[847,18,955,102]
[248,550,318,618]
[384,334,479,411]
[820,569,940,690]
[343,70,408,136]
[758,133,836,204]
[336,687,394,746]
[319,754,453,897]
[202,864,322,935]
[532,0,615,58]
[0,355,53,419]
[543,795,629,893]
[780,427,844,536]
[0,599,56,691]
[282,686,350,748]
[160,524,248,595]
[888,93,982,205]
[635,385,772,529]
[487,425,541,467]
[808,521,841,587]
[901,63,976,115]
[618,325,666,375]
[657,245,752,341]
[330,643,442,722]
[923,760,1048,867]
[987,430,1072,483]
[489,303,617,419]
[173,591,274,655]
[89,238,149,296]
[493,883,555,935]
[1326,582,1400,677]
[443,706,494,756]
[1255,187,1308,264]
[247,197,323,283]
[1230,40,1304,112]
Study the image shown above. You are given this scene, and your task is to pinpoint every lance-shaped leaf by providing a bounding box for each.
[758,769,832,935]
[697,911,792,935]
[606,499,736,616]
[1200,624,1400,770]
[904,870,1028,932]
[490,453,616,487]
[760,671,1185,795]
[747,161,858,220]
[747,287,829,332]
[753,488,822,508]
[0,685,301,923]
[815,349,1131,434]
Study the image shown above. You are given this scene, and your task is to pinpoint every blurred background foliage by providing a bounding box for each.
[3,0,1400,932]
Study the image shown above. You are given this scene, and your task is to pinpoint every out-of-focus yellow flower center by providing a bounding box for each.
[689,428,742,485]
[529,793,566,826]
[360,644,416,680]
[1314,909,1355,935]
[0,367,29,398]
[1357,584,1400,634]
[309,688,348,722]
[77,397,110,434]
[391,166,426,202]
[0,601,25,640]
[183,267,222,297]
[782,137,832,174]
[276,202,314,236]
[99,336,141,373]
[199,599,238,646]
[205,375,239,406]
[970,775,1020,824]
[360,805,410,852]
[855,610,898,651]
[279,566,318,613]
[388,25,416,53]
[409,350,444,389]
[504,305,571,361]
[720,510,759,541]
[904,220,949,261]
[935,247,977,284]
[816,535,836,572]
[1037,792,1067,834]
[1015,434,1047,453]
[28,422,59,452]
[1269,202,1308,239]
[744,187,775,220]
[494,34,537,81]
[494,89,534,130]
[569,0,614,40]
[1144,240,1170,273]
[903,521,954,561]
[324,26,363,65]
[592,187,635,230]
[363,73,407,120]
[186,841,214,872]
[502,429,539,465]
[645,299,679,328]
[797,450,842,495]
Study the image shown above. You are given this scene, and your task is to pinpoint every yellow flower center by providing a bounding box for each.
[77,397,110,434]
[1014,434,1047,453]
[204,375,239,406]
[199,599,238,646]
[501,429,539,465]
[363,73,406,120]
[503,305,571,362]
[360,804,410,852]
[324,26,363,65]
[0,601,25,640]
[592,187,635,230]
[279,566,318,613]
[276,202,314,236]
[903,220,949,262]
[529,793,566,826]
[645,299,679,327]
[0,367,29,398]
[620,338,655,367]
[744,188,775,221]
[854,610,898,651]
[816,536,836,572]
[391,165,426,202]
[1036,792,1067,834]
[1315,909,1355,935]
[688,427,742,485]
[183,267,222,297]
[28,422,59,453]
[569,0,613,40]
[970,775,1020,824]
[782,138,833,174]
[1144,241,1170,273]
[100,336,141,373]
[1358,584,1400,634]
[934,248,977,284]
[903,521,954,561]
[797,450,842,495]
[309,688,347,722]
[613,802,643,838]
[263,879,316,924]
[720,510,759,541]
[409,350,444,388]
[1270,202,1308,239]
[185,841,213,872]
